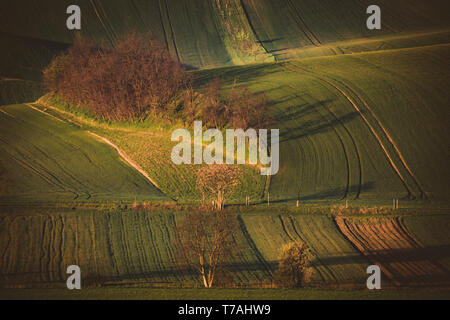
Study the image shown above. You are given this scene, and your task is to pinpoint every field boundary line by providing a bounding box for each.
[0,109,15,118]
[25,103,66,124]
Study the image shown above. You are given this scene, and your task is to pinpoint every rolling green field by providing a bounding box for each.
[1,0,450,299]
[194,44,450,203]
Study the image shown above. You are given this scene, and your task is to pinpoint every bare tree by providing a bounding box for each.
[176,210,237,288]
[195,164,241,210]
[274,241,314,288]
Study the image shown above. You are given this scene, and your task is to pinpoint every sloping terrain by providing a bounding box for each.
[195,44,450,203]
[0,209,276,288]
[402,214,450,272]
[0,0,450,293]
[0,104,169,203]
[2,0,449,95]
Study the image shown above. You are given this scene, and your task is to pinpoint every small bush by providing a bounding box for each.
[274,241,314,288]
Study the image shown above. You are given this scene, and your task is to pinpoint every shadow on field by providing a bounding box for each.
[241,182,375,206]
[278,105,360,142]
[362,245,450,286]
[193,63,282,86]
[274,99,334,123]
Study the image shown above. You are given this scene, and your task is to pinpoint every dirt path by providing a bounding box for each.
[86,131,161,190]
[24,103,163,192]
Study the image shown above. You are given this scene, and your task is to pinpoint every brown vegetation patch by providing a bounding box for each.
[336,217,450,287]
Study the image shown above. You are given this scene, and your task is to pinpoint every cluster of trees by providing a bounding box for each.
[43,32,272,129]
[43,32,189,121]
[185,78,272,130]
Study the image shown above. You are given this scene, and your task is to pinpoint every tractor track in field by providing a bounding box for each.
[287,62,423,199]
[89,0,116,45]
[285,0,321,46]
[285,84,350,199]
[286,79,362,199]
[287,216,334,283]
[239,0,273,58]
[159,0,180,62]
[237,215,274,276]
[329,76,427,199]
[0,136,80,199]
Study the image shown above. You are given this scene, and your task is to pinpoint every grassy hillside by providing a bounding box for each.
[29,96,267,203]
[0,104,169,203]
[1,0,450,296]
[23,43,450,204]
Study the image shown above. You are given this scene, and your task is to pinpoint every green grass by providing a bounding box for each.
[1,0,450,297]
[2,287,450,300]
[0,104,169,203]
[13,42,450,205]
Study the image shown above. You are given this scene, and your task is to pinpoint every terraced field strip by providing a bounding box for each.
[0,210,278,288]
[0,211,183,286]
[241,214,368,286]
[335,216,450,287]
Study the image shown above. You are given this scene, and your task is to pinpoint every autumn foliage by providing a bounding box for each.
[43,32,189,121]
[43,32,273,129]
